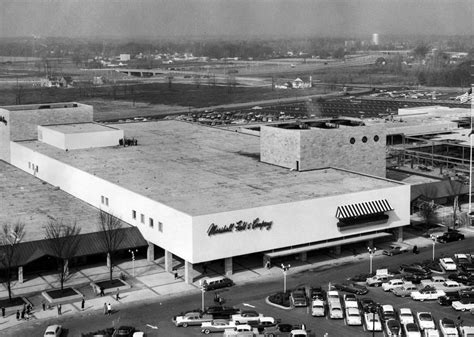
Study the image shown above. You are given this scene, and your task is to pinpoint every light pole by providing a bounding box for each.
[281,263,291,293]
[367,247,376,274]
[199,280,207,311]
[128,249,138,277]
[430,235,437,261]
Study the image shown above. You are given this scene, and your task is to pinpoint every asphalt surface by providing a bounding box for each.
[6,237,474,337]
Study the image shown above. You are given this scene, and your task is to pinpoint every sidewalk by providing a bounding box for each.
[1,226,474,331]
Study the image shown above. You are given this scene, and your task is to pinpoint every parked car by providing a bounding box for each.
[379,304,396,322]
[112,326,135,337]
[382,279,406,292]
[438,291,461,306]
[422,328,440,337]
[309,286,326,302]
[342,293,358,307]
[435,280,466,292]
[398,308,414,325]
[204,306,240,319]
[359,298,377,312]
[290,288,308,307]
[452,298,474,311]
[311,298,325,317]
[437,231,465,243]
[459,263,474,274]
[231,310,263,325]
[416,312,436,331]
[174,312,213,327]
[392,283,418,297]
[420,276,446,288]
[202,276,234,291]
[44,325,62,337]
[454,253,472,268]
[364,311,382,331]
[366,274,393,287]
[448,272,474,286]
[345,307,362,326]
[262,323,297,334]
[385,319,402,337]
[400,265,431,278]
[402,272,424,284]
[403,322,422,337]
[333,282,368,295]
[438,318,459,337]
[411,287,446,301]
[201,320,236,334]
[440,258,458,271]
[383,244,408,256]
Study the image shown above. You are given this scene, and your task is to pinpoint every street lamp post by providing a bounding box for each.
[367,247,376,274]
[281,263,291,293]
[128,249,138,277]
[199,280,207,311]
[430,235,437,261]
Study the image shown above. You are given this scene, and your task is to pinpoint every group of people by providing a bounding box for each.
[16,303,33,320]
[103,302,113,315]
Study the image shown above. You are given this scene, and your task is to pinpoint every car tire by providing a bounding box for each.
[204,329,211,334]
[182,323,188,327]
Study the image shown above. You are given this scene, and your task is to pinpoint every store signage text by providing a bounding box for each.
[207,218,273,236]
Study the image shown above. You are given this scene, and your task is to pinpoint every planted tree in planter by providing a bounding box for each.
[0,222,25,301]
[44,219,82,291]
[97,210,124,281]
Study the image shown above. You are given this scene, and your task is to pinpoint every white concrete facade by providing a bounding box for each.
[10,140,410,264]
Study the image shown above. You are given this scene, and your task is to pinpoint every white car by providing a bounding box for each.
[411,288,445,301]
[382,279,406,292]
[423,328,440,337]
[392,283,418,297]
[345,307,362,326]
[439,318,459,337]
[452,299,474,311]
[311,299,325,317]
[440,258,457,271]
[416,312,435,330]
[403,322,422,337]
[44,325,62,337]
[364,311,382,331]
[398,308,414,325]
[201,320,237,334]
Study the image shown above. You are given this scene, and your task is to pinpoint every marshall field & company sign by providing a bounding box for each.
[207,218,273,236]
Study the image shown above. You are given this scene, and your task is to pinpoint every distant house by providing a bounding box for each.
[291,76,312,89]
[40,76,60,88]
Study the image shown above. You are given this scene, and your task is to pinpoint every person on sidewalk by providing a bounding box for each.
[81,298,85,311]
[42,301,46,311]
[1,306,5,318]
[107,303,112,316]
[103,303,107,315]
[99,286,105,297]
[21,309,25,320]
[57,304,62,316]
[115,288,120,301]
[174,270,179,280]
[16,310,20,320]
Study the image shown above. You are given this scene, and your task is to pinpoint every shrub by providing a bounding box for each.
[268,291,291,307]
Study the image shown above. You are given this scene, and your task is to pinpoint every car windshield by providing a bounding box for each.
[420,314,432,321]
[406,323,418,331]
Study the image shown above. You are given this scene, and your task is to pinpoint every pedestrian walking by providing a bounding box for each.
[115,288,120,301]
[413,245,418,254]
[42,301,46,311]
[16,310,20,320]
[57,304,62,316]
[103,303,107,315]
[26,304,32,314]
[21,309,25,320]
[81,298,85,311]
[107,303,112,316]
[99,286,105,297]
[1,306,5,317]
[174,270,178,280]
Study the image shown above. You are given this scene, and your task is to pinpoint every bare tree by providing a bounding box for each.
[44,220,81,291]
[97,210,124,281]
[0,222,25,301]
[418,200,439,226]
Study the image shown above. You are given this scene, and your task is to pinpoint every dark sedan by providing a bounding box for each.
[448,273,474,286]
[437,231,465,243]
[333,282,369,295]
[437,291,461,306]
[204,306,240,319]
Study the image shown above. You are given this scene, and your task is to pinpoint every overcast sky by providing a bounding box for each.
[1,0,472,39]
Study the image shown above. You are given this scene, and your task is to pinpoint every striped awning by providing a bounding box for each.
[335,199,393,219]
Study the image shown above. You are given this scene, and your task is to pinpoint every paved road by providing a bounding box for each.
[5,238,474,337]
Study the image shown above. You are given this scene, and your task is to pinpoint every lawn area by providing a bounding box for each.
[96,279,127,290]
[46,287,78,299]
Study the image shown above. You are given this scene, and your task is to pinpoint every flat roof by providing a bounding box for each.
[0,161,104,242]
[19,120,403,216]
[42,122,118,134]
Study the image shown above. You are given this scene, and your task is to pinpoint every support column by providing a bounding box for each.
[184,260,193,284]
[299,252,307,262]
[18,266,23,284]
[107,253,111,269]
[147,241,155,262]
[164,250,173,273]
[397,227,404,242]
[334,245,341,255]
[224,257,233,276]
